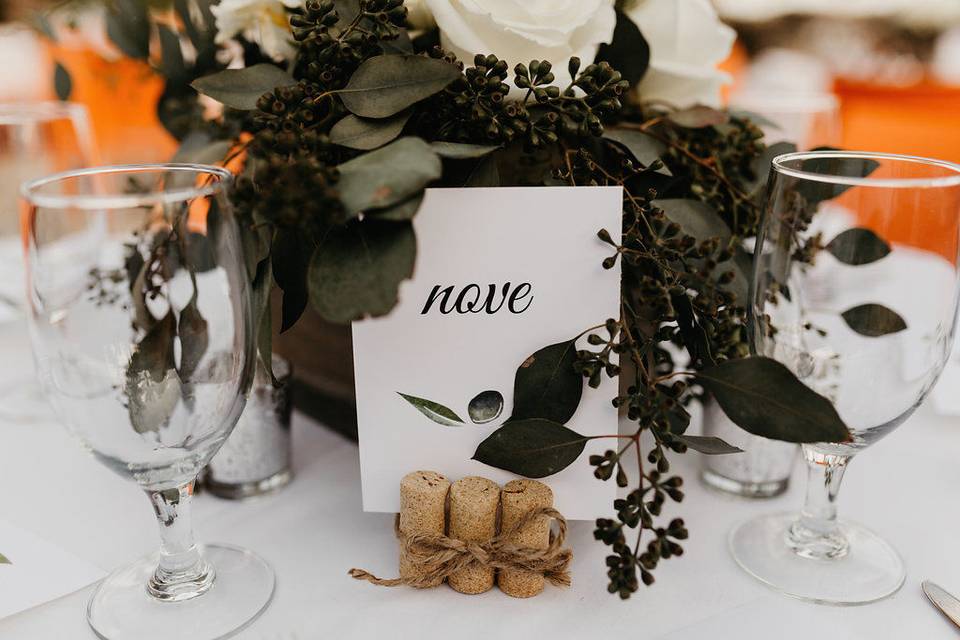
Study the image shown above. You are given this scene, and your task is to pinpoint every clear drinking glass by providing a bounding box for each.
[730,151,960,605]
[0,102,95,420]
[21,164,274,638]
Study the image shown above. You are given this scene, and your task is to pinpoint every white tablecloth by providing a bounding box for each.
[2,328,960,639]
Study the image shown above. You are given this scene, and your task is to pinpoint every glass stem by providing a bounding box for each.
[786,445,852,560]
[146,479,215,602]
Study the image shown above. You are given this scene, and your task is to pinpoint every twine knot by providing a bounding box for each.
[349,506,572,589]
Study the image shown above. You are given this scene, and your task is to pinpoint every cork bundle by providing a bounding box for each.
[350,470,573,598]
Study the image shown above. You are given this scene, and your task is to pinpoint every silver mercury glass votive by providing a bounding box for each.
[204,354,294,499]
[700,399,797,498]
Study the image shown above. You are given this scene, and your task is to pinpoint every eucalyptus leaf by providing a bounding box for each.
[308,220,416,323]
[106,0,149,60]
[472,419,589,478]
[126,313,180,435]
[511,339,583,425]
[340,55,461,118]
[251,258,275,382]
[329,111,411,150]
[841,304,907,337]
[191,64,294,110]
[431,142,500,159]
[172,138,232,166]
[337,137,441,215]
[240,223,272,281]
[604,129,670,175]
[673,293,715,369]
[464,154,500,187]
[656,199,731,242]
[797,151,881,205]
[368,193,423,221]
[826,228,891,265]
[272,229,313,333]
[594,10,650,87]
[676,434,743,455]
[398,392,465,426]
[695,356,851,444]
[668,106,729,129]
[53,62,72,101]
[747,141,797,199]
[0,552,9,564]
[177,295,209,381]
[158,24,187,83]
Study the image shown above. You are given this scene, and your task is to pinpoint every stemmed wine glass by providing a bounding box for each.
[732,150,960,605]
[21,164,273,638]
[0,102,95,420]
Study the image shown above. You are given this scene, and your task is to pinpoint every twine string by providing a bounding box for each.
[348,507,572,589]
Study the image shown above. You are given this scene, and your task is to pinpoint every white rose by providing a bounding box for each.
[424,0,617,91]
[627,0,736,108]
[212,0,301,61]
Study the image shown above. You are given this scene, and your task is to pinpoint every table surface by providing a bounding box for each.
[2,328,960,640]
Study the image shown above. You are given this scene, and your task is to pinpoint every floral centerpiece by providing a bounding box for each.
[38,0,856,600]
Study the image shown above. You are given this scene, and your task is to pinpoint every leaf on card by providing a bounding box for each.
[511,339,583,425]
[398,393,465,426]
[473,419,589,478]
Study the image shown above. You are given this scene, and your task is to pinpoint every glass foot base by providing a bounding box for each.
[87,544,274,640]
[729,512,905,605]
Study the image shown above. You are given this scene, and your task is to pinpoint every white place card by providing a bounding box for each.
[0,519,105,620]
[352,186,623,520]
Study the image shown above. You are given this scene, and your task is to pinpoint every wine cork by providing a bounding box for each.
[498,479,553,598]
[399,470,450,587]
[447,476,500,594]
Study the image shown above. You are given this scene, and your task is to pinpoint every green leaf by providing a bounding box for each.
[191,64,294,110]
[398,392,465,426]
[177,294,209,382]
[595,10,649,87]
[339,54,461,118]
[126,312,181,435]
[431,142,500,159]
[841,304,907,337]
[695,356,852,444]
[53,62,72,101]
[673,293,715,369]
[472,419,588,478]
[308,220,416,323]
[329,111,411,150]
[668,106,729,129]
[655,199,731,243]
[676,434,743,455]
[272,229,313,333]
[604,129,670,175]
[747,141,797,199]
[157,24,186,82]
[368,193,423,221]
[464,154,500,187]
[337,137,441,215]
[172,137,232,165]
[251,258,275,382]
[0,552,9,564]
[826,228,891,265]
[797,151,881,205]
[511,339,583,425]
[106,0,150,59]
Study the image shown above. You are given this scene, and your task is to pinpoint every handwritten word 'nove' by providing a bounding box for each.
[420,283,533,315]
